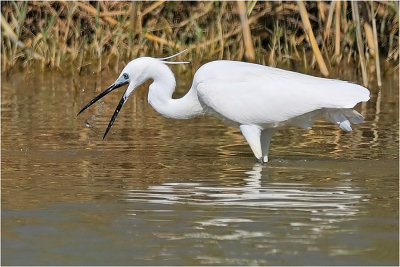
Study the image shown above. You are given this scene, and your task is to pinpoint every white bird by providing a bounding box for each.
[78,50,370,163]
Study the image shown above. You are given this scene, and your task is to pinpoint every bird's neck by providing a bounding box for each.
[147,63,203,119]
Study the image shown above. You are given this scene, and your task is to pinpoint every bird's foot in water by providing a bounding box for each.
[258,156,269,164]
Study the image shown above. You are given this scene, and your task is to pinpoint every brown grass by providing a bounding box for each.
[1,1,398,86]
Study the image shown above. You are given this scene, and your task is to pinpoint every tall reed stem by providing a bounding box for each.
[297,1,329,76]
[351,1,368,86]
[335,1,341,57]
[237,1,255,62]
[370,1,382,87]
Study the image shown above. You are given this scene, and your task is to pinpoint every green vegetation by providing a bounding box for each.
[1,1,398,86]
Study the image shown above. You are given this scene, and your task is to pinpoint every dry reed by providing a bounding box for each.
[1,1,398,87]
[352,0,368,86]
[297,0,329,76]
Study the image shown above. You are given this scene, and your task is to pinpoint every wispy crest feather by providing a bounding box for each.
[158,49,190,65]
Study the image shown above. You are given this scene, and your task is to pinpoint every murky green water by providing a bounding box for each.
[2,67,399,265]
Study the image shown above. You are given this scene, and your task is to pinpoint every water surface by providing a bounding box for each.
[1,68,399,265]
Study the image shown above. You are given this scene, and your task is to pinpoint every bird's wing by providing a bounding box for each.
[195,61,369,126]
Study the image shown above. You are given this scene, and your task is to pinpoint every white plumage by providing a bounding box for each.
[78,53,370,163]
[195,61,368,125]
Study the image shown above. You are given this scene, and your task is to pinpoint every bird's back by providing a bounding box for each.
[193,60,369,126]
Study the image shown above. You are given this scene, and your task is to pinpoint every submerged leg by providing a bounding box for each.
[261,129,275,163]
[240,125,262,162]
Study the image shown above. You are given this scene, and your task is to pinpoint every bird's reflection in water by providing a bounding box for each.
[125,163,365,219]
[123,163,369,260]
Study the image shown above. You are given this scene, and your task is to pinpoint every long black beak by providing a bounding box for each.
[102,89,129,139]
[77,80,129,139]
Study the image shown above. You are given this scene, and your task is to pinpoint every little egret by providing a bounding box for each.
[78,51,370,163]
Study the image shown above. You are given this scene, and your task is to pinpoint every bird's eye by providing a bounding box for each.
[122,73,129,80]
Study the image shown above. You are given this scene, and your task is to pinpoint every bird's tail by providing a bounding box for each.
[325,108,364,131]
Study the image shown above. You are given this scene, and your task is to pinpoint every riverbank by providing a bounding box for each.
[1,1,398,87]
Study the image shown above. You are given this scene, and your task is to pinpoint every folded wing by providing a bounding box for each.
[195,61,370,126]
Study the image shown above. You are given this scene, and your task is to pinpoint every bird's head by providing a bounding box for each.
[77,50,188,139]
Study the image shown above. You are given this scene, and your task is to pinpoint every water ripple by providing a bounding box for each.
[125,164,366,218]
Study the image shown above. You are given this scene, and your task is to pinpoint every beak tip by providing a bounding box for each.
[103,128,110,140]
[77,105,90,117]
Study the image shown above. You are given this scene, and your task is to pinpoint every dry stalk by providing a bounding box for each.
[144,32,182,50]
[318,2,327,22]
[351,1,368,86]
[364,22,375,57]
[217,2,225,59]
[237,1,255,61]
[297,1,329,76]
[323,1,335,42]
[141,1,165,17]
[335,1,341,57]
[76,2,117,26]
[370,1,382,87]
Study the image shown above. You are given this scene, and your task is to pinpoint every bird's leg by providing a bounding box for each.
[240,125,262,162]
[261,129,275,163]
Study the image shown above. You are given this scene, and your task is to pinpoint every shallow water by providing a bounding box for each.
[1,67,399,265]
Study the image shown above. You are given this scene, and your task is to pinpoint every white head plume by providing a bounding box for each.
[158,49,190,64]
